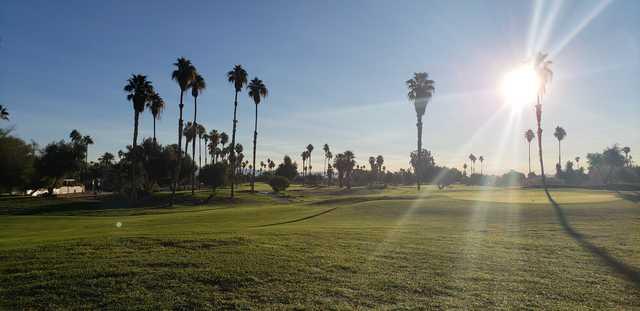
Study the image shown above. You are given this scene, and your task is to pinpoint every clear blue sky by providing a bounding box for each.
[1,0,638,173]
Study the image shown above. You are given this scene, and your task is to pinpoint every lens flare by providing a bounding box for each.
[500,65,540,108]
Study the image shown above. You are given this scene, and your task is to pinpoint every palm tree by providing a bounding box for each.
[478,156,484,175]
[202,133,209,165]
[183,122,195,163]
[197,124,206,181]
[189,73,206,194]
[322,144,330,177]
[406,72,435,190]
[575,156,581,170]
[525,129,535,175]
[376,155,384,182]
[301,151,308,177]
[219,132,229,160]
[208,130,220,163]
[124,74,153,148]
[306,144,314,175]
[553,126,566,168]
[247,77,268,192]
[227,65,249,198]
[170,57,196,204]
[81,135,94,173]
[463,163,468,176]
[469,154,477,174]
[0,105,8,121]
[533,52,553,189]
[622,146,631,167]
[147,92,165,143]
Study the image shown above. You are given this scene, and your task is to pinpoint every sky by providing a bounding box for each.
[1,0,639,174]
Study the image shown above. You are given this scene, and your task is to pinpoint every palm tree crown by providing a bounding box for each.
[124,74,153,113]
[172,57,196,92]
[190,74,206,98]
[554,126,566,141]
[228,65,249,92]
[0,105,8,121]
[525,129,535,143]
[534,52,553,96]
[406,72,435,116]
[248,77,268,105]
[148,92,165,120]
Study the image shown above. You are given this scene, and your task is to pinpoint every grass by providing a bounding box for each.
[1,184,639,309]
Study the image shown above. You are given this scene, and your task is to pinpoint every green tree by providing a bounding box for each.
[622,146,631,167]
[525,129,535,175]
[124,74,153,148]
[170,57,196,205]
[406,72,435,190]
[306,144,314,175]
[37,141,82,195]
[334,151,356,189]
[247,77,268,192]
[479,156,484,175]
[0,134,35,193]
[200,162,228,193]
[227,65,248,198]
[533,52,553,190]
[275,155,298,180]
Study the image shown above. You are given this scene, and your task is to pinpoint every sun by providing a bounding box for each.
[500,65,540,108]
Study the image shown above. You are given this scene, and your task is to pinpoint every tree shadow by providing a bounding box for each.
[544,189,640,287]
[615,190,640,204]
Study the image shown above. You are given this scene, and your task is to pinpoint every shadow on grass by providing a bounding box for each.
[545,189,640,288]
[615,191,640,204]
[254,207,339,227]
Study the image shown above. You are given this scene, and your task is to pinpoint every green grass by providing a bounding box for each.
[1,184,639,309]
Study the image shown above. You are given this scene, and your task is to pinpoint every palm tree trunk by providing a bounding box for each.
[535,98,547,190]
[251,104,258,192]
[558,140,562,168]
[132,111,140,202]
[171,91,185,206]
[416,116,423,190]
[528,142,531,175]
[230,91,239,198]
[198,136,202,189]
[153,118,157,143]
[191,96,198,195]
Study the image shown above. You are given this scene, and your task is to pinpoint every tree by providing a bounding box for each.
[37,141,82,195]
[147,91,165,143]
[247,77,268,192]
[468,154,477,174]
[406,72,435,190]
[525,129,535,175]
[275,155,298,180]
[533,52,553,190]
[622,146,631,167]
[219,132,229,158]
[575,156,581,170]
[553,126,567,168]
[479,156,484,175]
[375,155,384,182]
[189,73,206,194]
[323,144,331,176]
[463,163,468,176]
[196,124,206,188]
[200,163,227,193]
[202,133,209,166]
[99,152,115,167]
[124,74,153,200]
[0,105,8,121]
[170,57,196,205]
[0,134,35,193]
[588,145,626,184]
[301,151,308,176]
[368,156,376,173]
[306,144,314,175]
[269,176,290,192]
[334,151,356,189]
[208,130,220,163]
[227,65,249,198]
[411,149,436,183]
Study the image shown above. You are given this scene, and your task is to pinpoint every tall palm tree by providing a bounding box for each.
[148,92,165,143]
[208,130,220,163]
[553,126,566,168]
[376,155,384,182]
[406,72,435,190]
[189,73,206,194]
[247,77,268,192]
[525,129,535,175]
[124,74,153,200]
[533,52,553,189]
[478,156,484,175]
[124,74,153,148]
[227,65,249,198]
[322,144,330,177]
[197,124,206,172]
[219,132,229,160]
[463,163,468,176]
[170,57,196,204]
[81,135,94,174]
[202,133,209,165]
[301,151,308,177]
[468,154,477,174]
[0,105,8,121]
[622,146,631,167]
[306,144,314,175]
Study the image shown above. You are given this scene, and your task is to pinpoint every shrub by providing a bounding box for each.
[200,163,228,192]
[269,176,290,192]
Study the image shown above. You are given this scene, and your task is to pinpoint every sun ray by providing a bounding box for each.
[550,0,614,57]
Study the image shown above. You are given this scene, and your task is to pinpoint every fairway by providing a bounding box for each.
[1,185,638,309]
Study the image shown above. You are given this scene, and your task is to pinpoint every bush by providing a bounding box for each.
[269,176,290,192]
[200,163,228,191]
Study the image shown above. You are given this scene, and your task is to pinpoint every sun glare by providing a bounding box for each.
[500,65,540,108]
